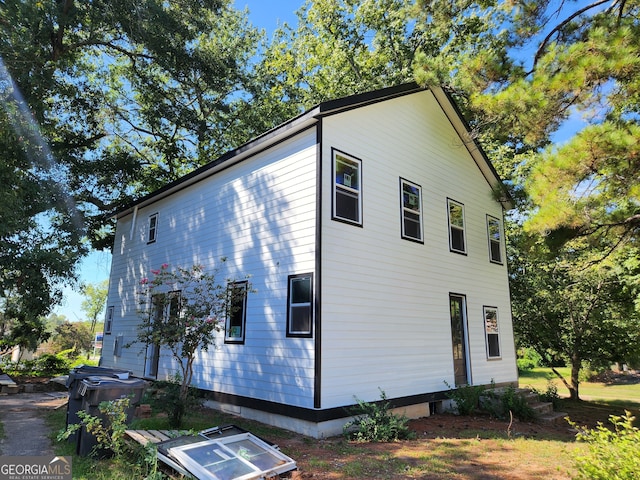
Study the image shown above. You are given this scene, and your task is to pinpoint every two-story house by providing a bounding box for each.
[101,83,517,438]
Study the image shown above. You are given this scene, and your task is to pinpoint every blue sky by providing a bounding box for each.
[54,1,305,322]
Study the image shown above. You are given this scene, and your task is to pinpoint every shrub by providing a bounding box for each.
[496,385,536,422]
[445,381,485,415]
[143,373,201,427]
[568,411,640,479]
[58,397,132,458]
[531,381,561,409]
[516,348,542,371]
[2,351,72,377]
[343,389,414,442]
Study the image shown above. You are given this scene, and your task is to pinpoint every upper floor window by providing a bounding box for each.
[332,149,362,226]
[400,178,423,242]
[487,215,503,264]
[287,274,313,337]
[447,199,466,254]
[104,306,114,334]
[225,281,248,344]
[484,306,501,359]
[148,213,158,244]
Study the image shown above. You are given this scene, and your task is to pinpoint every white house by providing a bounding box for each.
[101,83,517,438]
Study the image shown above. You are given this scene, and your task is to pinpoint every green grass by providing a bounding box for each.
[519,367,640,407]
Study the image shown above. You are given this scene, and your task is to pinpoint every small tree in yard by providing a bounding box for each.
[131,261,248,424]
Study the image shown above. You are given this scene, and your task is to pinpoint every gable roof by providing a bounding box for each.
[115,83,512,219]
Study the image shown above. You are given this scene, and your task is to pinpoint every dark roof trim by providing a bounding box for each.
[114,82,510,218]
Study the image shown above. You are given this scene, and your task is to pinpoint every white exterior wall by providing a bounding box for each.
[103,131,318,408]
[319,90,517,409]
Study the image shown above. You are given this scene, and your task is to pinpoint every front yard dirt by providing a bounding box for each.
[274,401,638,479]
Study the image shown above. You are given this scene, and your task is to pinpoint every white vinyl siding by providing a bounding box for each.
[103,131,318,408]
[320,90,515,408]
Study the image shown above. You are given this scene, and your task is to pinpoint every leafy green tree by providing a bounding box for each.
[131,262,249,424]
[1,1,266,326]
[260,0,418,110]
[81,280,108,335]
[49,322,93,357]
[510,233,640,400]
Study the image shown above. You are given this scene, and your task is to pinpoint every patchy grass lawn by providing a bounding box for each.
[44,370,640,479]
[519,367,640,407]
[46,400,638,479]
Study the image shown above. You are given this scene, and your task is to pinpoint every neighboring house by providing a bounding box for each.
[101,83,517,438]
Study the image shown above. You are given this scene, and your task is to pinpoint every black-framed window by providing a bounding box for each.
[148,213,158,244]
[225,281,248,344]
[287,274,313,337]
[487,215,503,264]
[104,306,114,334]
[332,149,362,225]
[146,291,181,378]
[400,178,423,242]
[447,199,466,254]
[484,306,501,359]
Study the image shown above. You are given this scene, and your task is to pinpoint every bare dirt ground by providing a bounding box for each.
[276,401,636,480]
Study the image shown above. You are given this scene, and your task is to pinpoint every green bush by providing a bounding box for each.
[516,348,542,371]
[496,385,536,422]
[531,381,561,409]
[568,411,640,479]
[445,381,485,415]
[343,389,414,442]
[2,351,72,377]
[58,397,131,458]
[143,373,201,427]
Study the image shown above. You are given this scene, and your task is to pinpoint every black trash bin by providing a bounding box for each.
[65,365,131,443]
[76,376,147,457]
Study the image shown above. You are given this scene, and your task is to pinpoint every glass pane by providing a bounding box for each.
[335,156,359,190]
[335,188,359,222]
[485,308,498,333]
[488,218,500,240]
[449,202,463,227]
[291,277,311,304]
[291,306,311,334]
[403,214,421,240]
[224,438,286,471]
[403,183,420,212]
[451,227,465,252]
[488,333,500,357]
[490,240,501,262]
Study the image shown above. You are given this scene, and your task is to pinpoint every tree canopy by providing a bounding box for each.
[1,0,266,322]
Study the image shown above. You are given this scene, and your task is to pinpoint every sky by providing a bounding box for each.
[53,1,305,322]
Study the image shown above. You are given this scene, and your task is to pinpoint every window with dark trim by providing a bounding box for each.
[332,149,362,225]
[225,281,248,344]
[447,199,466,254]
[148,213,158,244]
[105,306,114,334]
[487,215,503,264]
[287,274,313,337]
[400,178,423,242]
[484,306,501,359]
[146,291,181,378]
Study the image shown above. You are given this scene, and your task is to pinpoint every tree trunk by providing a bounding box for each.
[569,353,581,401]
